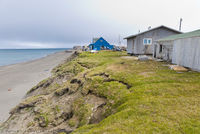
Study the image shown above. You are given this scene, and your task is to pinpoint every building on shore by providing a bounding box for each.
[73,46,82,51]
[124,25,182,55]
[156,29,200,71]
[89,37,114,51]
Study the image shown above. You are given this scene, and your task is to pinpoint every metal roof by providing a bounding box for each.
[157,29,200,42]
[124,25,182,39]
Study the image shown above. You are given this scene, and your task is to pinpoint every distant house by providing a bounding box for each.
[73,46,82,51]
[156,29,200,71]
[124,25,182,55]
[89,37,114,51]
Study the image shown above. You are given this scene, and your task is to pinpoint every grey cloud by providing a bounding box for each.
[0,0,121,48]
[0,0,199,48]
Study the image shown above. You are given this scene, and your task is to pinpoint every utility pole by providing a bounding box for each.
[179,18,183,31]
[118,35,121,46]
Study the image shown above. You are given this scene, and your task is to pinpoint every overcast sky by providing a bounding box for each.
[0,0,199,48]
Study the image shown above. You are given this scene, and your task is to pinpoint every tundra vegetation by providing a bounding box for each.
[1,51,200,134]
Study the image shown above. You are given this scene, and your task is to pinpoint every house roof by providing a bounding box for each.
[124,25,182,39]
[89,37,112,46]
[157,29,200,42]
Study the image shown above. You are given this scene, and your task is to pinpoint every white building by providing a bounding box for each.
[156,29,200,71]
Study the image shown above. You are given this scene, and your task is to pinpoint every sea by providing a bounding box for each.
[0,48,70,66]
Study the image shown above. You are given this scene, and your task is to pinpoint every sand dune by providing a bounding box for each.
[0,51,72,123]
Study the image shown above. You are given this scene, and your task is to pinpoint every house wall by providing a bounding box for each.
[155,41,173,61]
[172,37,200,71]
[127,27,180,55]
[127,39,134,54]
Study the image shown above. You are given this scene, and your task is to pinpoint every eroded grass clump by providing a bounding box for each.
[53,61,85,78]
[27,78,50,94]
[73,98,93,127]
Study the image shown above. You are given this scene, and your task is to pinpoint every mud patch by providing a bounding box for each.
[139,72,154,77]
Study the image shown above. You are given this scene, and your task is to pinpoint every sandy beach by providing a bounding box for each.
[0,51,72,123]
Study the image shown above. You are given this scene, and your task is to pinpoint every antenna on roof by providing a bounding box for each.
[148,26,151,30]
[179,18,183,31]
[138,30,140,33]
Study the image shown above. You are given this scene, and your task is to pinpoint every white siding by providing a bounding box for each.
[172,37,200,71]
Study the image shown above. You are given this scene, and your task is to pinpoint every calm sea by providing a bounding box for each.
[0,48,70,66]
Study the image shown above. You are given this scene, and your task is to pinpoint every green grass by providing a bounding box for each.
[69,51,200,134]
[39,113,49,127]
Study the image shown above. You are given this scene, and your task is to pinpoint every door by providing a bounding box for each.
[154,44,157,58]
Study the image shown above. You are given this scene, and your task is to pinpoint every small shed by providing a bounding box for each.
[124,25,182,55]
[156,29,200,71]
[89,37,114,51]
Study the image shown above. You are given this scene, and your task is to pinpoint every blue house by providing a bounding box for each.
[89,37,114,51]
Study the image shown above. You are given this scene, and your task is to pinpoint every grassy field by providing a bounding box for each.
[71,51,200,134]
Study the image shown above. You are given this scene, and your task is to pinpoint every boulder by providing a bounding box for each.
[138,55,149,61]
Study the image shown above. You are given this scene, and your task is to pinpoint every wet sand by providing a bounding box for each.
[0,51,72,123]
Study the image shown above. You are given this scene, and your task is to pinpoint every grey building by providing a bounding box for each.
[156,29,200,71]
[124,25,181,55]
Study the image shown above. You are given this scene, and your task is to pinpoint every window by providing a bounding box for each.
[159,45,163,53]
[148,39,151,44]
[143,38,152,45]
[143,39,147,45]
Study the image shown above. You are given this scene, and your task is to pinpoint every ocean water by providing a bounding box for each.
[0,48,70,66]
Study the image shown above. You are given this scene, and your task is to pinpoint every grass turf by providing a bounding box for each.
[71,51,200,134]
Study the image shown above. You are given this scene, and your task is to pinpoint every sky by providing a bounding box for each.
[0,0,199,48]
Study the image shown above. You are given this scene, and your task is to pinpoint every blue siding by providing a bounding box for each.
[89,37,114,51]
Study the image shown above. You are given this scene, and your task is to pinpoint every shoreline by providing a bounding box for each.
[0,49,72,67]
[0,51,73,123]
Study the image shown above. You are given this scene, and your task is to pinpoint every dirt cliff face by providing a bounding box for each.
[0,52,111,134]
